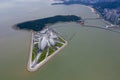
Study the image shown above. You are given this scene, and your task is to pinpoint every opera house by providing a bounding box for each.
[27,28,67,71]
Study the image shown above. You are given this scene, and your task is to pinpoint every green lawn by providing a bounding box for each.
[37,49,47,63]
[55,42,63,47]
[58,37,65,43]
[32,37,65,63]
[32,43,38,61]
[48,47,55,56]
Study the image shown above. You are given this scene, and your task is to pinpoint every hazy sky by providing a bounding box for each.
[0,0,47,10]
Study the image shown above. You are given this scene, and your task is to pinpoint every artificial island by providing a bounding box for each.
[15,15,81,72]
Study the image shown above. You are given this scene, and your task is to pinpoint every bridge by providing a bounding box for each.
[77,17,103,25]
[83,17,103,20]
[76,17,120,34]
[82,24,120,34]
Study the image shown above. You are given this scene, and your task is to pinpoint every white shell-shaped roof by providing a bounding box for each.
[37,28,60,51]
[39,37,48,50]
[49,38,55,46]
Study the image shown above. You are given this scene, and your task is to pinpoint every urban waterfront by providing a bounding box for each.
[0,0,120,80]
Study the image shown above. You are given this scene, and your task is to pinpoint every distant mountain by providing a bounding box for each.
[53,0,117,4]
[52,0,120,25]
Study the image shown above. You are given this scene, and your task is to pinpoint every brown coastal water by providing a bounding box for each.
[0,0,120,80]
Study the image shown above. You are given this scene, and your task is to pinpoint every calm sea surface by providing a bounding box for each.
[0,0,120,80]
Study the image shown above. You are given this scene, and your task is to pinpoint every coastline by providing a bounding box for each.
[87,5,119,26]
[84,5,100,18]
[87,6,101,18]
[27,32,68,72]
[87,6,95,13]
